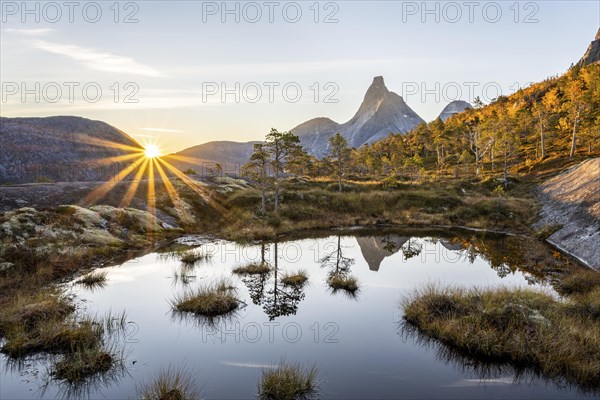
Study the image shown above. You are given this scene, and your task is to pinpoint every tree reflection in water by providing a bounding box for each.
[320,235,359,297]
[238,243,306,321]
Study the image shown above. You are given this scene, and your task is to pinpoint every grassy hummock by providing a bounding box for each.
[53,347,115,382]
[137,366,198,400]
[233,263,271,275]
[281,270,309,287]
[559,268,600,296]
[327,274,359,294]
[258,361,319,400]
[403,284,600,389]
[172,279,239,317]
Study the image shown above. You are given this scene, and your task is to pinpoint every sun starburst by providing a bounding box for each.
[145,145,161,159]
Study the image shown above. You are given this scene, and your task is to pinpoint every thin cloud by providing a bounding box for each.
[30,40,163,77]
[140,127,184,133]
[6,28,55,36]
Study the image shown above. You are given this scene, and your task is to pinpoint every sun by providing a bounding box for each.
[144,145,161,159]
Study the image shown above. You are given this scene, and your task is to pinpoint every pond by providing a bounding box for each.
[0,229,593,399]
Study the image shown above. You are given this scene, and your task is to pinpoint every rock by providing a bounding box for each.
[438,100,472,122]
[0,262,15,273]
[579,28,600,66]
[90,205,164,233]
[62,205,107,228]
[534,158,600,269]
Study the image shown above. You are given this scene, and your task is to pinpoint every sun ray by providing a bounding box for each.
[80,156,146,206]
[147,158,157,231]
[85,152,143,167]
[157,158,231,219]
[153,159,195,225]
[119,158,149,208]
[65,135,145,154]
[162,154,208,165]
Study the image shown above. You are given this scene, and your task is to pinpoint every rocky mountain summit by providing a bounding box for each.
[291,76,425,158]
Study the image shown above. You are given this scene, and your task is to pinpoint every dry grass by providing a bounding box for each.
[137,366,198,400]
[403,285,600,388]
[233,263,271,275]
[0,291,74,336]
[76,271,108,288]
[281,270,308,287]
[180,250,212,265]
[258,361,318,400]
[53,347,115,383]
[1,317,103,358]
[559,268,600,296]
[0,291,103,358]
[172,279,239,317]
[327,274,359,294]
[219,178,538,241]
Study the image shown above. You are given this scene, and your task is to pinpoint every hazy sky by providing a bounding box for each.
[1,1,598,153]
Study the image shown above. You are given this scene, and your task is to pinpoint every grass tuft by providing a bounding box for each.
[137,366,198,400]
[76,271,108,288]
[1,318,103,358]
[258,360,318,400]
[327,274,359,294]
[172,279,239,317]
[233,263,271,275]
[52,347,115,383]
[179,250,212,265]
[281,270,309,287]
[559,269,600,296]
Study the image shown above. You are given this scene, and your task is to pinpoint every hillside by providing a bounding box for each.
[0,116,143,184]
[165,140,261,174]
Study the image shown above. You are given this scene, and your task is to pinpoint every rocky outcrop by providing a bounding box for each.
[438,100,472,122]
[534,158,600,269]
[0,116,143,184]
[579,28,600,66]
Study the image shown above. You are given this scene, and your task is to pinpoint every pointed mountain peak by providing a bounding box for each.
[352,76,392,120]
[365,76,389,98]
[372,76,385,86]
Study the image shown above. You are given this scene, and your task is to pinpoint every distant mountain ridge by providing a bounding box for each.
[0,116,142,184]
[174,76,429,165]
[166,140,261,174]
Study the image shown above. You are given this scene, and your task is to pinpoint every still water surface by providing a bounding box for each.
[0,230,592,399]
